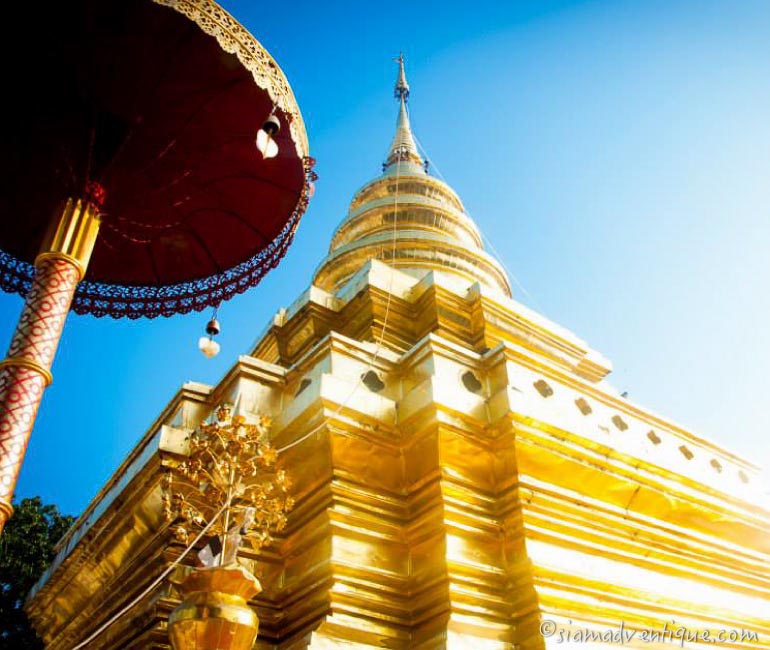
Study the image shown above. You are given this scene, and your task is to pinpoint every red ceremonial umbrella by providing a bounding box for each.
[0,0,315,534]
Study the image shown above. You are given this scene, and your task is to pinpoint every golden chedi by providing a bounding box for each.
[25,57,769,650]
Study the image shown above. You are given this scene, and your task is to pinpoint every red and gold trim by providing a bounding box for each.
[0,197,101,534]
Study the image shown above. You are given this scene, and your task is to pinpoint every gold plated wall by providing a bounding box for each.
[27,260,770,649]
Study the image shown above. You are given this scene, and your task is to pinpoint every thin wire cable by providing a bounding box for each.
[411,132,547,315]
[69,501,228,650]
[277,151,404,454]
[64,143,405,646]
[66,151,401,640]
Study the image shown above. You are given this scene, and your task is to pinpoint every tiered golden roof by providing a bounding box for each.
[315,56,511,297]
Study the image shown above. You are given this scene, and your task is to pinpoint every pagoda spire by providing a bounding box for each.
[394,52,410,100]
[316,54,512,297]
[383,54,424,171]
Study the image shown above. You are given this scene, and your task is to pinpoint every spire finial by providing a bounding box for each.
[394,52,410,101]
[383,54,423,172]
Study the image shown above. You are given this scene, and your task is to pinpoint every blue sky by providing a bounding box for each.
[1,0,769,515]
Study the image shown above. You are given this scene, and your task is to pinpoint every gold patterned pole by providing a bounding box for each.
[0,188,102,534]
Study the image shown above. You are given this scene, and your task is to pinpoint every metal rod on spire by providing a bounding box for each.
[383,54,423,171]
[394,52,410,101]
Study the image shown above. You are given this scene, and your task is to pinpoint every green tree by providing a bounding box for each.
[0,497,74,650]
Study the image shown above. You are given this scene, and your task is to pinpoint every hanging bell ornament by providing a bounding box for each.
[198,318,221,358]
[206,318,221,336]
[256,114,280,159]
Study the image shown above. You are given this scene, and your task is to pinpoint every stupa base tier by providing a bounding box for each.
[25,262,769,649]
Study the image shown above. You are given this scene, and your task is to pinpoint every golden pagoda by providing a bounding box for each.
[26,58,769,650]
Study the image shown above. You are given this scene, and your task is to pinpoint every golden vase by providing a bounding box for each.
[168,565,262,650]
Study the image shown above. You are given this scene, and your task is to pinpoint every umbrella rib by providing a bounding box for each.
[147,242,163,286]
[201,172,302,198]
[213,208,269,247]
[132,77,248,179]
[185,226,224,276]
[185,181,271,246]
[99,23,199,185]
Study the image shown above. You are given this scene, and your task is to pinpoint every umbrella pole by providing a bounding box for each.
[0,196,101,534]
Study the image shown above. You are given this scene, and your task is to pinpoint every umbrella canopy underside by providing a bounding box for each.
[0,0,312,318]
